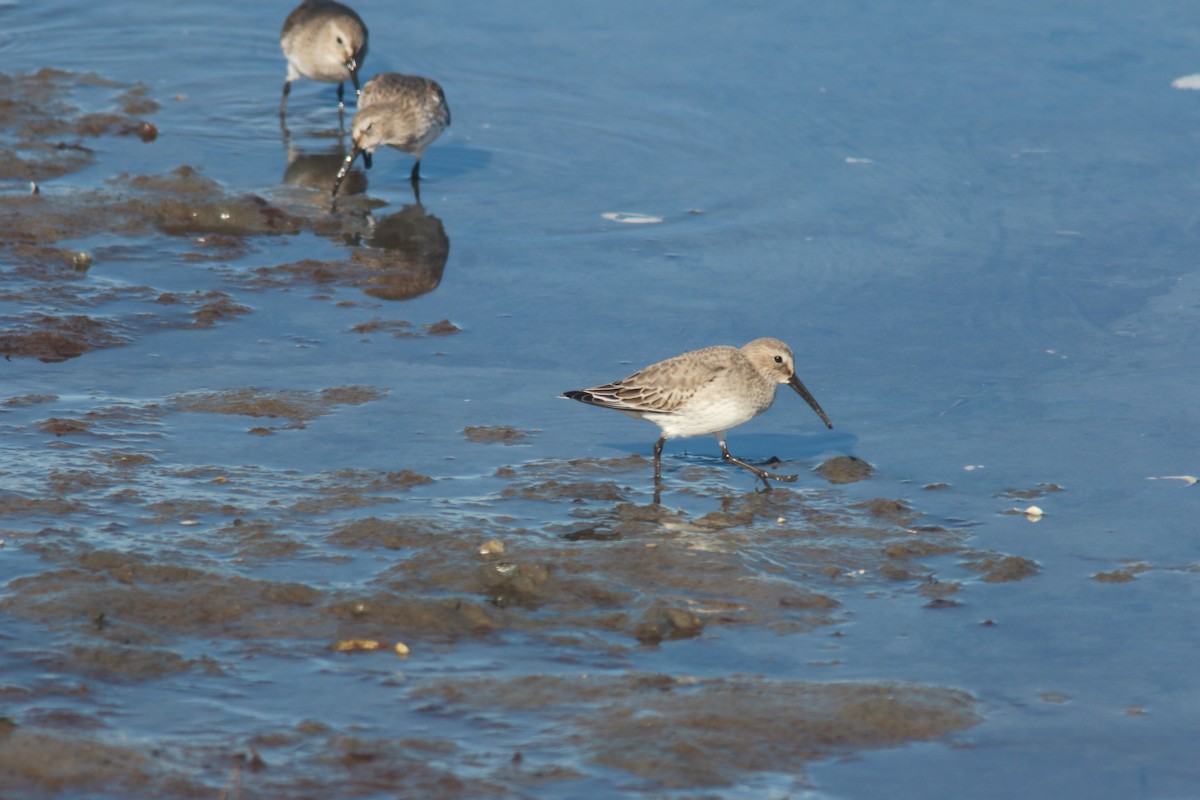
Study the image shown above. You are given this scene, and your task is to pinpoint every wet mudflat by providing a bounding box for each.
[3,1,1200,798]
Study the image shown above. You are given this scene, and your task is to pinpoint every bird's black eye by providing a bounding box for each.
[774,355,783,363]
[336,36,344,45]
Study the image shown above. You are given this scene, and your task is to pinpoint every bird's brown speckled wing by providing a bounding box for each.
[361,73,422,106]
[570,346,736,415]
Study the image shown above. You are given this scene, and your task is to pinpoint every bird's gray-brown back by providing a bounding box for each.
[352,75,450,155]
[577,345,758,415]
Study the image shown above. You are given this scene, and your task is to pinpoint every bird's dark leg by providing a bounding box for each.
[336,83,348,131]
[653,437,666,486]
[719,439,797,490]
[280,81,292,117]
[409,161,423,202]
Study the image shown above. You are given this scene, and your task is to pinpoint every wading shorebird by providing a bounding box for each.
[563,338,833,494]
[279,0,368,117]
[331,72,451,197]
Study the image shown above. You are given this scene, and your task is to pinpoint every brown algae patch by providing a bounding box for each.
[327,516,451,550]
[37,416,94,436]
[170,385,386,426]
[0,166,304,245]
[367,497,907,638]
[291,469,434,514]
[0,314,128,362]
[0,80,266,371]
[1093,562,1152,583]
[463,425,534,445]
[0,291,256,362]
[468,458,1041,634]
[0,727,206,798]
[3,393,59,407]
[177,291,252,328]
[0,550,326,643]
[0,71,453,366]
[0,446,1022,796]
[995,483,1065,500]
[216,728,515,800]
[415,673,981,788]
[815,454,875,484]
[0,69,157,182]
[961,553,1040,583]
[349,318,463,339]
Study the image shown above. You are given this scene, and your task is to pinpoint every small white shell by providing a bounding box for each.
[1147,475,1198,486]
[602,212,663,224]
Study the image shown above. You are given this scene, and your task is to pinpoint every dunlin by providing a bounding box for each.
[563,338,833,492]
[331,73,451,197]
[279,0,369,116]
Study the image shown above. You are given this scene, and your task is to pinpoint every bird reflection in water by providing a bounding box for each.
[353,203,450,300]
[281,131,447,301]
[282,138,368,196]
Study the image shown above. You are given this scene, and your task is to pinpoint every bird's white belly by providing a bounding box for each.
[653,393,763,439]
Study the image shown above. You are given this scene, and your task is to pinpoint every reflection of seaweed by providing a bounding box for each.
[352,204,450,300]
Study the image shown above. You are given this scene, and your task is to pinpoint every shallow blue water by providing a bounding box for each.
[2,0,1200,797]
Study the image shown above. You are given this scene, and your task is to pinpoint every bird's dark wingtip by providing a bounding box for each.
[562,390,591,403]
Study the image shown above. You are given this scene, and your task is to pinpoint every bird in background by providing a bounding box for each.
[279,0,369,117]
[331,72,451,199]
[563,338,833,498]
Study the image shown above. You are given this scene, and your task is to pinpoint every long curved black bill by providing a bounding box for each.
[331,148,361,197]
[788,374,833,429]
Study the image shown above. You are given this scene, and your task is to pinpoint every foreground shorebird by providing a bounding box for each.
[279,0,368,117]
[563,338,833,493]
[331,73,451,197]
